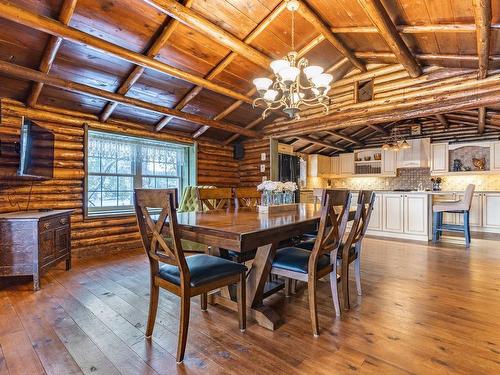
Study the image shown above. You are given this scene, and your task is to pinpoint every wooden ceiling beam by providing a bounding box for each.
[294,135,345,151]
[329,23,500,34]
[0,2,252,104]
[357,0,421,77]
[100,0,194,122]
[0,60,258,138]
[265,84,500,137]
[142,0,271,68]
[297,1,365,72]
[325,130,364,145]
[156,1,288,131]
[478,107,487,134]
[435,114,449,129]
[354,51,500,62]
[27,0,78,107]
[473,0,492,79]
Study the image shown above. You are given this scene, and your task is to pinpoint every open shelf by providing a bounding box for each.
[355,160,382,164]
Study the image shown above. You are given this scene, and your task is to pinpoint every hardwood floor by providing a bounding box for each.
[1,236,499,374]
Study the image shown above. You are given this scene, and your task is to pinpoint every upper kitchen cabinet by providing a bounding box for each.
[430,143,449,173]
[331,156,340,176]
[308,154,331,177]
[491,141,500,171]
[381,150,397,176]
[397,138,430,168]
[339,153,355,176]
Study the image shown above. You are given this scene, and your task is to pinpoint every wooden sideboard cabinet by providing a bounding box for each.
[0,209,73,290]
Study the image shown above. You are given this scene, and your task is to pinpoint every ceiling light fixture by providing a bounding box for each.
[382,127,411,152]
[252,0,332,120]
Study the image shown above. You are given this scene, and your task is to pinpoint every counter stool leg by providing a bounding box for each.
[464,210,471,248]
[432,212,439,242]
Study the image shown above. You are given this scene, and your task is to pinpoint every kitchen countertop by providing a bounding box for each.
[302,189,500,194]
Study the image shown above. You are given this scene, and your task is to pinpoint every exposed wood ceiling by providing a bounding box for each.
[0,0,499,152]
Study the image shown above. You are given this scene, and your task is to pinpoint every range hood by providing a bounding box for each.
[396,138,431,169]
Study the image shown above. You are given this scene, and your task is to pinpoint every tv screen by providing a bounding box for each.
[17,119,54,180]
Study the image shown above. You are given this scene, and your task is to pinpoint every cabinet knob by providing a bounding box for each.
[43,222,51,230]
[60,218,68,225]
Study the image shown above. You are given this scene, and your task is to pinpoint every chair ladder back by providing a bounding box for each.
[134,189,189,280]
[196,187,233,211]
[234,187,261,208]
[343,191,375,260]
[310,190,351,267]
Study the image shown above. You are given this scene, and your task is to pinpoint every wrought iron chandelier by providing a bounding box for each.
[382,127,411,152]
[252,0,333,120]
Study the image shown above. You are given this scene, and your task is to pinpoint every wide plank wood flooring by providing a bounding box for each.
[1,236,499,374]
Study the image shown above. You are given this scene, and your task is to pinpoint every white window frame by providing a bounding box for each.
[84,128,194,218]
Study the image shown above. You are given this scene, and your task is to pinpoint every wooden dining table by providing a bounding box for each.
[175,203,326,330]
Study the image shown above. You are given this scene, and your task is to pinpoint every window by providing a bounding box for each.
[85,130,195,217]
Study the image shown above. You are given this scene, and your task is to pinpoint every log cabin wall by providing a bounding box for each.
[238,139,270,187]
[0,100,270,257]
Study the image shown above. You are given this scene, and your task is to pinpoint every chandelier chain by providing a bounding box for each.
[291,9,295,51]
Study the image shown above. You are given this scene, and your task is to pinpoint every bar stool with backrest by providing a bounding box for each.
[196,187,233,211]
[270,189,351,336]
[432,184,475,247]
[134,189,247,363]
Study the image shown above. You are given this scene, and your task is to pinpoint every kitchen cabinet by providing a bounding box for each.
[368,193,383,231]
[308,154,331,177]
[299,190,314,204]
[331,156,339,176]
[457,193,482,227]
[430,143,449,173]
[381,150,397,176]
[397,138,430,168]
[339,153,355,175]
[491,141,500,171]
[404,194,428,235]
[482,193,500,228]
[383,193,404,233]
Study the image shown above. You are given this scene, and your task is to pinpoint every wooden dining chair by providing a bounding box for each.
[196,187,233,211]
[270,189,351,336]
[339,190,375,310]
[234,187,261,208]
[134,189,247,363]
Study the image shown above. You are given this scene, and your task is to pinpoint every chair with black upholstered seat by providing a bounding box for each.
[134,189,246,363]
[270,189,351,336]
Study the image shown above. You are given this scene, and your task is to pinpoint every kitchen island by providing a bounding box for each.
[300,189,500,241]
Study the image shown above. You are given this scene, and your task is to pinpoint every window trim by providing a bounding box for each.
[83,126,196,220]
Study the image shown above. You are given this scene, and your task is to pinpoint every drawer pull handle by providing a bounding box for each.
[43,222,51,230]
[60,218,68,225]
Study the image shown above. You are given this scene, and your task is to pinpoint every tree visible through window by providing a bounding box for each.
[86,130,193,217]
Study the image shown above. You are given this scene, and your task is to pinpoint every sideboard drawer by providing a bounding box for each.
[39,215,69,233]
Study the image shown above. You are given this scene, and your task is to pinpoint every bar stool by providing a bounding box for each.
[432,184,475,247]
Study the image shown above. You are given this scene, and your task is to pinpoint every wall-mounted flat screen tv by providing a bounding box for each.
[17,119,54,180]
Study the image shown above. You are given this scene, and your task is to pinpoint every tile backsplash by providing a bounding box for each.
[310,168,500,191]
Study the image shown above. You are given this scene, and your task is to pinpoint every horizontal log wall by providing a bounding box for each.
[238,139,270,187]
[0,100,270,257]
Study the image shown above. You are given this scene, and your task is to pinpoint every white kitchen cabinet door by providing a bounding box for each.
[368,193,383,230]
[381,150,397,176]
[383,194,404,233]
[491,141,500,171]
[331,156,340,176]
[430,143,448,173]
[339,153,355,175]
[457,193,482,227]
[482,193,500,228]
[404,194,428,235]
